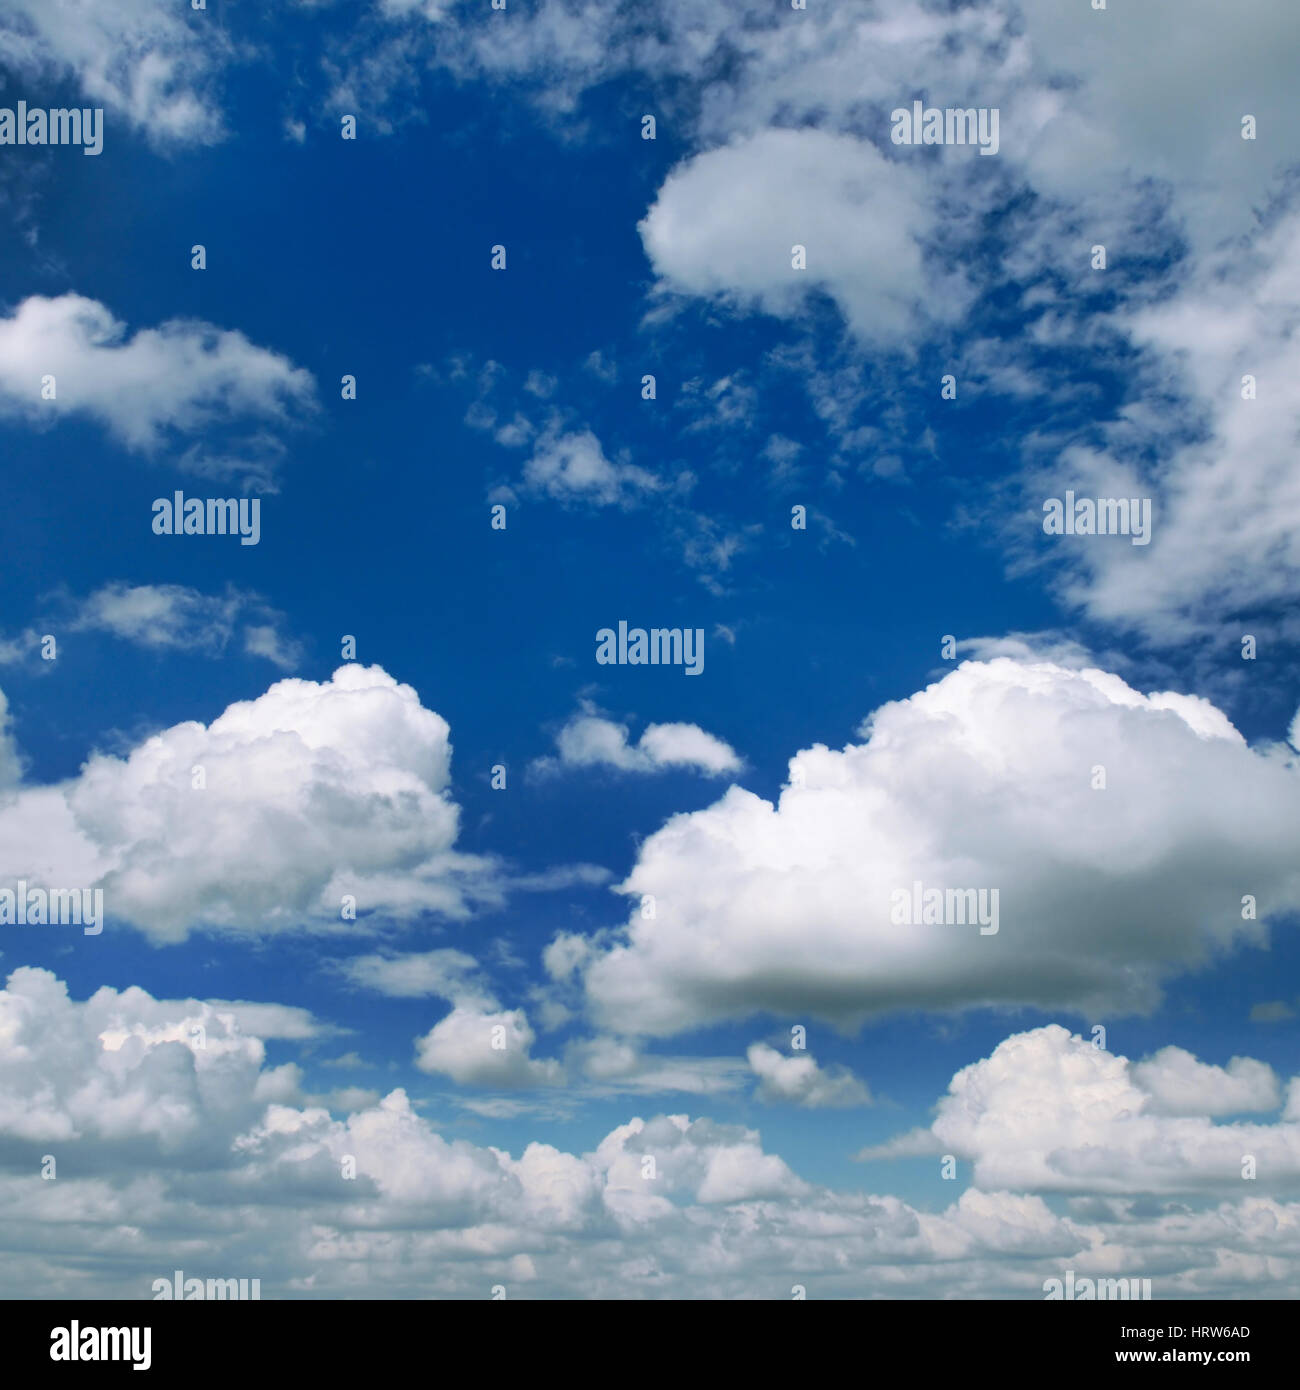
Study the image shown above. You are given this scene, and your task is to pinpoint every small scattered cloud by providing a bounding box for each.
[1251,1001,1298,1024]
[747,1042,871,1108]
[522,425,661,508]
[532,702,743,778]
[64,582,302,670]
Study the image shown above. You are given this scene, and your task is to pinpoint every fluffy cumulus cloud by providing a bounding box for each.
[341,941,753,1104]
[867,1026,1300,1198]
[639,128,962,348]
[8,968,1300,1298]
[1131,1047,1281,1118]
[0,664,492,941]
[534,703,742,777]
[335,940,557,1090]
[331,992,750,1102]
[338,947,565,1091]
[747,1043,871,1109]
[0,968,314,1156]
[0,295,314,457]
[415,1005,564,1089]
[569,659,1300,1036]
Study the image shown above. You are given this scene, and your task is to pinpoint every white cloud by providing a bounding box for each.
[67,582,302,669]
[573,659,1300,1035]
[338,949,565,1090]
[0,664,491,941]
[678,374,758,433]
[0,689,22,790]
[506,863,614,893]
[535,704,742,777]
[376,0,453,20]
[636,723,742,774]
[1131,1047,1280,1117]
[523,369,557,398]
[955,633,1100,669]
[241,623,303,671]
[566,1035,748,1098]
[0,0,230,144]
[7,967,1300,1296]
[493,413,534,448]
[1251,1001,1297,1024]
[415,1005,563,1088]
[522,426,660,507]
[747,1042,870,1108]
[338,948,490,1003]
[582,350,617,383]
[640,128,961,347]
[0,295,314,458]
[1027,208,1300,643]
[1016,0,1300,246]
[0,967,313,1153]
[867,1026,1300,1196]
[338,956,748,1098]
[70,582,240,650]
[336,951,737,1103]
[0,631,41,668]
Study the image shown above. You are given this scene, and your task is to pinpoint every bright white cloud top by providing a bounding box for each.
[569,660,1300,1034]
[0,295,314,455]
[5,969,1300,1299]
[0,665,486,940]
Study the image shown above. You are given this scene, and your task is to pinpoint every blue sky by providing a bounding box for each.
[2,0,1300,1299]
